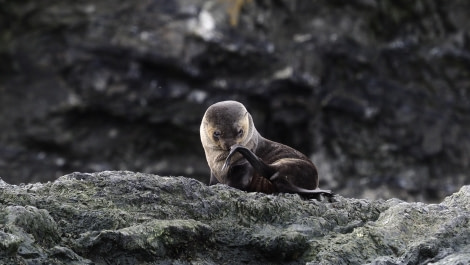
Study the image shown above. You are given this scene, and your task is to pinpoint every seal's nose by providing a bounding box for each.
[219,140,236,151]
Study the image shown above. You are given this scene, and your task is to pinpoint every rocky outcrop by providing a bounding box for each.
[1,1,470,202]
[0,171,469,264]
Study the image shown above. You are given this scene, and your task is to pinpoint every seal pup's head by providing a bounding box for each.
[200,101,260,179]
[200,101,259,151]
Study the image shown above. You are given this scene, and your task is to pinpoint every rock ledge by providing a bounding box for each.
[0,171,469,264]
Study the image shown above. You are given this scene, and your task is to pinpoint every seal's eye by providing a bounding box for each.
[238,129,244,137]
[213,131,221,140]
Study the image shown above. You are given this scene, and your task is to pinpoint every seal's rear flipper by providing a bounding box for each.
[302,192,335,201]
[223,145,275,177]
[294,188,335,201]
[290,186,334,198]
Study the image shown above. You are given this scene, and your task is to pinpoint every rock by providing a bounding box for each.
[1,0,470,202]
[0,171,469,264]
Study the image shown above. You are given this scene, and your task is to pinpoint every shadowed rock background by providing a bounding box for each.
[1,0,470,202]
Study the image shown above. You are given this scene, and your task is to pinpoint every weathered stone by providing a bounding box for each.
[0,171,469,264]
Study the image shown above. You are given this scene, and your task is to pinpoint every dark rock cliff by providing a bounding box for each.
[1,1,470,202]
[0,171,469,264]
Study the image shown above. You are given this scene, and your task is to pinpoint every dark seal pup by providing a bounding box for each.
[200,100,332,198]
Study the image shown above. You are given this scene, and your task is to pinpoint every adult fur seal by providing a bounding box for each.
[200,100,332,198]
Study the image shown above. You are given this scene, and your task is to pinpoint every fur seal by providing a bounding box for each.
[200,100,332,198]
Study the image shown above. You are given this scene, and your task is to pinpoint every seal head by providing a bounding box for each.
[200,100,259,185]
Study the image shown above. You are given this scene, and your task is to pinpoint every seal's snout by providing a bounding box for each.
[219,140,236,151]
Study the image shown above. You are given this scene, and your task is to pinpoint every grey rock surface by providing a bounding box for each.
[0,171,469,264]
[1,0,470,202]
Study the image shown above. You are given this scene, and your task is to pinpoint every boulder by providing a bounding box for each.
[0,171,469,264]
